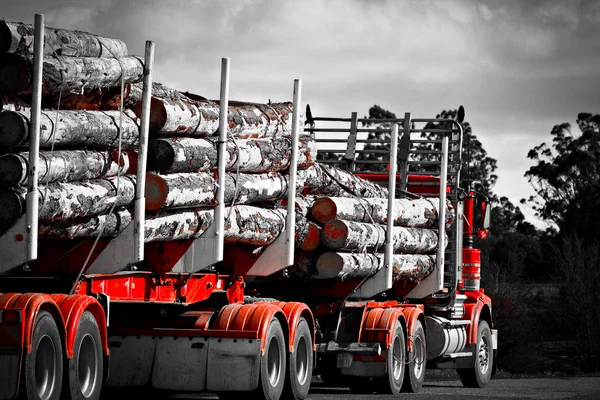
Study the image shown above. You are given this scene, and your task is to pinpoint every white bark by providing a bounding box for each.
[148,136,316,173]
[315,252,436,282]
[311,196,455,228]
[145,171,290,211]
[0,21,128,57]
[298,163,388,198]
[321,219,443,253]
[0,109,139,148]
[0,150,130,187]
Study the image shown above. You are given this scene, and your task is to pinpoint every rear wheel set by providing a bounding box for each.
[20,309,103,400]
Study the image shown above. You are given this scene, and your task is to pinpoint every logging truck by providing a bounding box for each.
[0,15,496,400]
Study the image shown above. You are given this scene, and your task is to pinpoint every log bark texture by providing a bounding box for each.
[0,150,130,187]
[135,92,295,138]
[0,21,128,57]
[0,176,136,227]
[298,164,388,198]
[311,196,455,228]
[0,109,139,148]
[144,205,314,249]
[147,136,316,173]
[315,252,436,282]
[0,54,144,94]
[39,209,132,238]
[321,219,442,253]
[145,171,290,211]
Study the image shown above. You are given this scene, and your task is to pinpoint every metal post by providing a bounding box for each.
[384,124,399,289]
[214,58,230,262]
[27,13,45,261]
[133,41,155,262]
[285,79,302,266]
[436,134,449,288]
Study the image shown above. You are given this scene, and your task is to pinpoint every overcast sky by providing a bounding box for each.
[3,0,600,225]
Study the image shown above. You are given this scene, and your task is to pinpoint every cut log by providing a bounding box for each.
[315,252,436,282]
[39,209,132,238]
[289,252,319,278]
[144,209,214,242]
[296,216,321,252]
[148,136,316,173]
[0,189,25,232]
[0,109,139,148]
[144,205,314,249]
[311,196,455,228]
[0,21,128,57]
[0,150,130,187]
[145,171,290,211]
[298,164,388,198]
[0,54,144,94]
[134,93,295,138]
[0,176,136,227]
[321,219,442,253]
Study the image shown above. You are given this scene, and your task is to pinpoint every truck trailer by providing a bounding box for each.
[0,15,496,400]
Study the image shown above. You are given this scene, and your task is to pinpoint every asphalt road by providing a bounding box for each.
[145,376,600,400]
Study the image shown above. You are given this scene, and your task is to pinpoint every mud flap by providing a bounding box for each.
[152,336,209,391]
[206,337,261,391]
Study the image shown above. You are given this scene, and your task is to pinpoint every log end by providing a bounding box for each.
[0,55,30,93]
[315,252,344,279]
[148,139,175,172]
[321,219,349,250]
[298,222,321,252]
[0,21,19,54]
[0,152,27,187]
[0,188,25,232]
[0,111,29,147]
[145,173,169,211]
[311,197,337,223]
[134,97,167,134]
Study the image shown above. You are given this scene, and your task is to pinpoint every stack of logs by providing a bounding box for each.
[0,21,455,284]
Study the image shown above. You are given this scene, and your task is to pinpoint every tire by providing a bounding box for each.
[64,311,104,400]
[458,320,493,388]
[22,310,64,400]
[282,318,313,400]
[402,320,426,393]
[254,317,286,400]
[373,322,406,394]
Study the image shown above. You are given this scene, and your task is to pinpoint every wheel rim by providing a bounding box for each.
[478,335,490,375]
[35,334,57,400]
[295,336,309,386]
[413,335,425,379]
[267,335,282,387]
[78,333,99,397]
[392,336,403,381]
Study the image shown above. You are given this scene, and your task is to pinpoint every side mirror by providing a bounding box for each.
[481,200,491,229]
[478,200,491,240]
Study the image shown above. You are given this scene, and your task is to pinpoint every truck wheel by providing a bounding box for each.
[22,310,64,400]
[65,311,104,400]
[402,320,426,393]
[255,317,286,400]
[374,323,405,394]
[282,317,313,400]
[458,320,493,388]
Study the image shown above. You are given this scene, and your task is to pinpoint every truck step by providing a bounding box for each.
[443,351,473,359]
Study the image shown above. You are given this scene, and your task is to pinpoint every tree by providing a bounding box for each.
[421,109,498,198]
[524,112,600,237]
